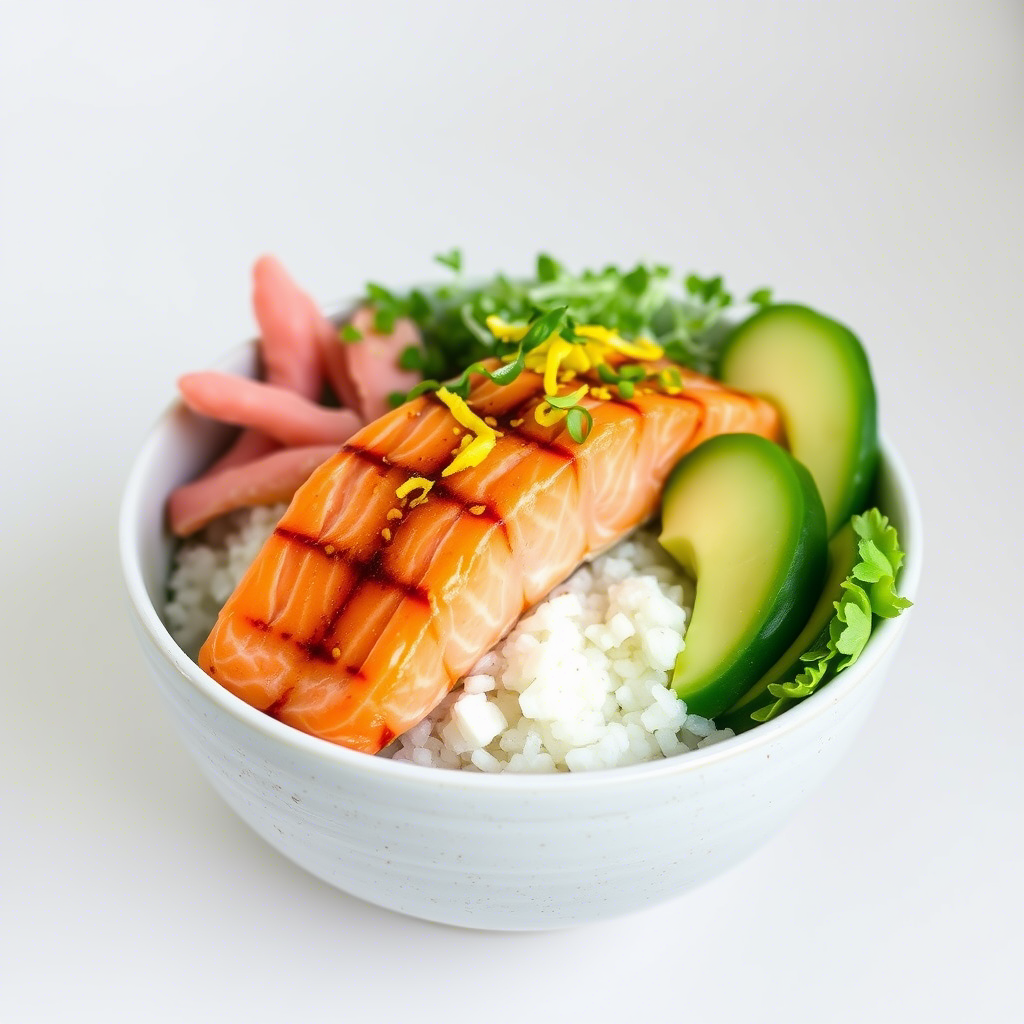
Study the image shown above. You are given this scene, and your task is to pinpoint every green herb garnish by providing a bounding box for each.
[364,252,753,407]
[750,509,912,723]
[595,361,649,399]
[406,306,568,402]
[565,406,594,443]
[434,248,463,274]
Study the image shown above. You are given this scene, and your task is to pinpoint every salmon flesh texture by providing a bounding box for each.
[198,365,782,753]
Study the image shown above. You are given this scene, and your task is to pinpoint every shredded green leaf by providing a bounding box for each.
[750,508,912,724]
[536,253,561,283]
[594,361,650,400]
[565,406,594,443]
[851,508,913,618]
[363,252,752,406]
[544,385,590,410]
[434,248,463,274]
[658,367,683,389]
[406,306,567,402]
[831,581,873,670]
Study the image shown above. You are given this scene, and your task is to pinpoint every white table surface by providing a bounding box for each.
[3,3,1021,1022]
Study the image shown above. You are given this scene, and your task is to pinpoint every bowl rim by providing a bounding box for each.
[119,333,922,792]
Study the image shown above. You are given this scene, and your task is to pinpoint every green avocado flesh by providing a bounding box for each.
[659,434,827,720]
[718,304,878,536]
[717,521,859,732]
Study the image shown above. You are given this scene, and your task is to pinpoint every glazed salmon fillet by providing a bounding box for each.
[199,365,782,752]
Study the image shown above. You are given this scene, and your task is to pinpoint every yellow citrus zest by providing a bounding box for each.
[487,317,663,399]
[542,337,573,395]
[395,476,434,507]
[436,386,497,477]
[430,316,670,459]
[484,315,528,342]
[534,382,589,428]
[534,401,568,427]
[573,325,664,361]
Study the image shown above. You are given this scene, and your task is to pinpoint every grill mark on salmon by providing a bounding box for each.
[341,442,509,535]
[499,392,587,461]
[262,517,435,675]
[318,553,404,636]
[575,368,711,424]
[265,688,294,719]
[495,420,578,465]
[635,386,707,436]
[273,524,430,605]
[296,639,342,664]
[199,362,782,752]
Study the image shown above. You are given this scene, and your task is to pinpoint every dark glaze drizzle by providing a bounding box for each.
[296,639,343,665]
[575,370,711,438]
[498,421,578,466]
[263,519,431,674]
[497,393,580,464]
[265,687,294,719]
[341,442,510,537]
[274,525,429,604]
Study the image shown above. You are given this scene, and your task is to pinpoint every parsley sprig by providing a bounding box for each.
[749,509,912,724]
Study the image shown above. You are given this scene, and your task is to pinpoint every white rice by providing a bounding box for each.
[165,503,289,658]
[165,506,733,772]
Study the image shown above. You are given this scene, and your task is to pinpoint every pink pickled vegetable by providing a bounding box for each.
[167,256,420,536]
[168,444,339,537]
[319,307,422,421]
[178,372,362,447]
[252,255,324,399]
[211,255,327,473]
[202,430,279,477]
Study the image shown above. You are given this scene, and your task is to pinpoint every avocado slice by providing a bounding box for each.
[718,304,878,535]
[659,433,828,720]
[717,522,859,732]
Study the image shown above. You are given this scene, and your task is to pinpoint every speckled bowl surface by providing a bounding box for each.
[119,341,921,931]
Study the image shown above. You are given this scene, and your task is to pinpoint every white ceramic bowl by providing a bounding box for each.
[119,341,922,931]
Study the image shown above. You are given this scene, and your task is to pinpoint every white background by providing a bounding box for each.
[2,3,1021,1022]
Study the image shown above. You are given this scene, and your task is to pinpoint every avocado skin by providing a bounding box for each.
[717,522,860,733]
